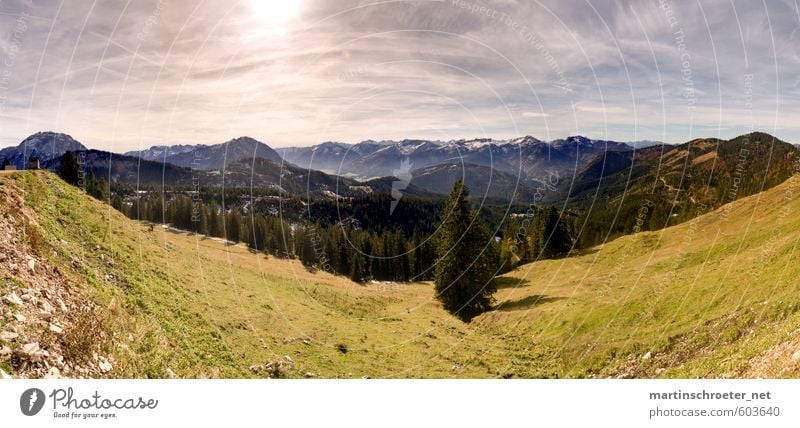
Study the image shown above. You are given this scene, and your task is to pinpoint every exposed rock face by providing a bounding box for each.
[0,178,112,379]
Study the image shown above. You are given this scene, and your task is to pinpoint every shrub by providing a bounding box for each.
[62,306,104,365]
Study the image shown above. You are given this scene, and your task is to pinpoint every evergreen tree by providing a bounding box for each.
[226,211,241,243]
[85,171,109,203]
[208,200,222,237]
[295,225,316,266]
[336,229,350,274]
[434,180,497,321]
[111,195,124,213]
[198,205,209,235]
[349,253,365,283]
[93,176,110,203]
[59,151,84,187]
[390,229,408,281]
[362,237,374,279]
[528,206,572,260]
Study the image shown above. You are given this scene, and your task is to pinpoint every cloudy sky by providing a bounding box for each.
[0,0,798,151]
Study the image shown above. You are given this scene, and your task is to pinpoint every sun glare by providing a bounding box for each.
[249,0,302,29]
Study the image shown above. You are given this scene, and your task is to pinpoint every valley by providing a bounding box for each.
[2,169,800,378]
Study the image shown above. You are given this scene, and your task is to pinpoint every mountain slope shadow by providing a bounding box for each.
[492,277,530,290]
[495,294,565,312]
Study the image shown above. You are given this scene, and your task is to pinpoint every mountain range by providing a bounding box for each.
[124,136,282,169]
[0,132,87,169]
[40,149,434,199]
[276,136,636,181]
[0,132,654,200]
[2,131,797,210]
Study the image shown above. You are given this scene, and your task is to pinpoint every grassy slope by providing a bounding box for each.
[4,171,500,378]
[480,171,800,378]
[5,171,800,378]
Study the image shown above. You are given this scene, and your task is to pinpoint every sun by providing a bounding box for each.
[249,0,302,27]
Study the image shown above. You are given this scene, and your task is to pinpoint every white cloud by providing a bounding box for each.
[521,111,549,118]
[0,0,798,150]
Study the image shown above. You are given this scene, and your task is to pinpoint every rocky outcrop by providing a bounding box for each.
[0,178,111,379]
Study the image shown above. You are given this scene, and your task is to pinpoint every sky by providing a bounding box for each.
[0,0,799,151]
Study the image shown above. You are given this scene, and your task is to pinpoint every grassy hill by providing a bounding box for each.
[2,171,800,378]
[555,132,799,246]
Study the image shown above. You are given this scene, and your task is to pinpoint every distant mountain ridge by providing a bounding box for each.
[0,132,87,169]
[5,131,796,209]
[41,148,434,199]
[139,136,283,170]
[124,144,204,162]
[276,135,638,181]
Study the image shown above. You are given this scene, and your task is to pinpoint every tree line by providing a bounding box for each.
[60,152,581,321]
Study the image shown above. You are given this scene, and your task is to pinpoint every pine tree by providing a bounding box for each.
[59,151,84,187]
[208,200,222,237]
[528,206,572,260]
[198,205,209,236]
[349,253,364,283]
[295,225,316,266]
[85,172,96,197]
[226,211,241,243]
[336,229,350,274]
[111,195,124,213]
[434,180,497,321]
[362,236,374,279]
[94,177,109,203]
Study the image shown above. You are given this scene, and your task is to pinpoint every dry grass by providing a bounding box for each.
[6,170,800,378]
